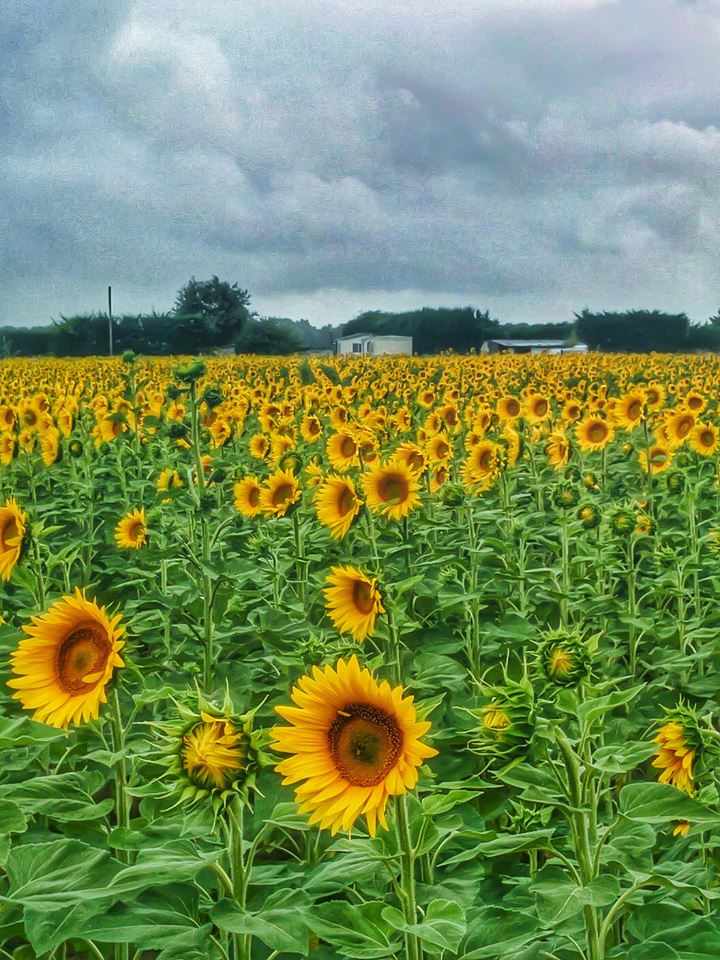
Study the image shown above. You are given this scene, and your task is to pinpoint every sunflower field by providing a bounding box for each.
[1,351,720,960]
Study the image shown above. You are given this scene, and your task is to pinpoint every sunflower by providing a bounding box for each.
[300,415,323,443]
[615,392,645,430]
[652,721,694,794]
[426,434,452,464]
[324,565,384,641]
[181,713,250,790]
[8,590,125,728]
[638,444,672,474]
[362,460,421,521]
[260,468,301,517]
[0,405,16,431]
[271,655,438,836]
[114,508,148,549]
[524,393,550,423]
[0,433,15,466]
[327,431,360,473]
[234,476,263,518]
[315,475,362,539]
[546,431,570,471]
[496,395,521,422]
[461,440,500,490]
[689,422,718,457]
[40,427,61,467]
[0,499,27,581]
[575,416,614,452]
[249,433,270,460]
[157,467,183,502]
[664,411,695,449]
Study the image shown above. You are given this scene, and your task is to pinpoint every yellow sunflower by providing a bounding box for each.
[0,498,27,581]
[271,655,438,836]
[615,392,645,430]
[315,475,362,539]
[0,433,15,466]
[664,411,695,449]
[524,393,551,423]
[327,430,360,473]
[114,508,148,549]
[638,444,672,474]
[652,722,694,794]
[260,468,301,517]
[324,565,384,641]
[575,416,614,453]
[181,713,250,790]
[546,431,570,471]
[234,476,263,518]
[362,460,421,521]
[8,590,125,728]
[496,395,521,422]
[689,422,718,457]
[157,467,183,502]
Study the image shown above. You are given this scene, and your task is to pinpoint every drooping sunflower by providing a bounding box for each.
[114,508,148,550]
[315,475,362,539]
[234,476,263,518]
[0,498,27,581]
[546,431,570,471]
[575,416,614,453]
[8,589,125,728]
[271,655,438,836]
[652,720,696,794]
[260,468,301,517]
[689,422,718,457]
[362,460,421,521]
[324,565,384,641]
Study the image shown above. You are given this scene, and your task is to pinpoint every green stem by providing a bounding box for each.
[228,798,251,960]
[109,688,131,960]
[292,509,306,606]
[395,794,422,960]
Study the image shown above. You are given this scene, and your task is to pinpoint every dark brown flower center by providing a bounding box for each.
[248,485,260,507]
[627,401,642,420]
[533,399,548,417]
[588,422,607,443]
[506,398,520,417]
[272,482,293,505]
[379,474,407,503]
[352,579,376,615]
[328,703,402,786]
[56,623,111,694]
[338,486,355,516]
[340,436,357,458]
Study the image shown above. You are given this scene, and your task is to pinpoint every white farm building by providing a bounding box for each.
[334,333,413,356]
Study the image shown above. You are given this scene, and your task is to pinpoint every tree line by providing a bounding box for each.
[1,276,720,357]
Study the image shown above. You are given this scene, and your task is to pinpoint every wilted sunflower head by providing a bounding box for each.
[538,628,591,688]
[155,693,263,813]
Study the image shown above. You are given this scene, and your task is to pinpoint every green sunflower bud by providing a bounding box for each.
[67,438,84,458]
[440,482,466,507]
[552,483,580,510]
[166,384,182,402]
[538,628,591,687]
[152,691,265,813]
[121,349,137,364]
[202,386,224,409]
[469,674,535,766]
[174,359,207,384]
[168,421,190,440]
[577,502,601,530]
[666,471,685,494]
[609,509,635,537]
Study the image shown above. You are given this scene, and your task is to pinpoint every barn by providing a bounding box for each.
[334,333,413,356]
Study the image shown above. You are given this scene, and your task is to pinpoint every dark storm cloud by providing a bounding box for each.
[2,0,719,326]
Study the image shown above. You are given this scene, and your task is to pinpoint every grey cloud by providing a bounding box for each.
[2,0,720,327]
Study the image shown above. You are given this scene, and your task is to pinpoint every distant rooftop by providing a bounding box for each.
[485,339,567,347]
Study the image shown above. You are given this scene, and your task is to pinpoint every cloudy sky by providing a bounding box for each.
[3,0,720,328]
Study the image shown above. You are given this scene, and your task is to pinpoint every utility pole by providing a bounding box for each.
[108,285,114,356]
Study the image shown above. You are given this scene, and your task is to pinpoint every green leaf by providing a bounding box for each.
[211,899,310,955]
[0,800,27,836]
[384,899,467,954]
[310,900,402,958]
[619,783,720,825]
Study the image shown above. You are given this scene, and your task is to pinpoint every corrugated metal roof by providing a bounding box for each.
[485,339,567,347]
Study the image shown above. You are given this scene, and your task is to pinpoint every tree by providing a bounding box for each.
[575,309,692,352]
[235,318,302,355]
[173,276,251,348]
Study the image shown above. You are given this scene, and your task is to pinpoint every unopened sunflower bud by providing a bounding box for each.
[202,386,224,409]
[154,696,264,813]
[168,421,189,440]
[538,628,591,687]
[67,438,84,458]
[610,510,634,536]
[666,471,685,494]
[470,675,535,765]
[441,482,465,507]
[552,483,580,510]
[174,359,207,384]
[577,503,600,530]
